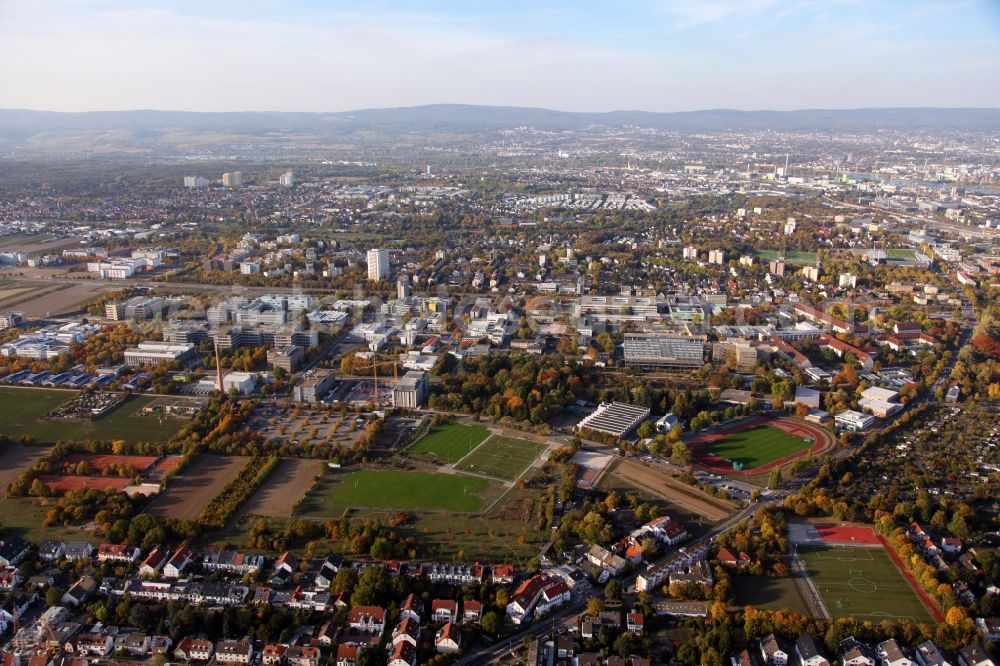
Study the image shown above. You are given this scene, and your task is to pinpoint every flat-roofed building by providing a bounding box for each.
[124,342,195,367]
[105,296,164,321]
[834,409,875,432]
[267,346,304,372]
[623,337,704,369]
[293,369,337,403]
[392,371,429,408]
[576,402,650,438]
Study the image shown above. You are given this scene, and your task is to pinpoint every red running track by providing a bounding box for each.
[688,415,834,476]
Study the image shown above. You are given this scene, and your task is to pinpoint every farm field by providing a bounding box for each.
[327,470,492,512]
[798,544,936,624]
[0,446,46,492]
[752,249,818,265]
[609,459,737,522]
[733,576,810,615]
[407,421,491,463]
[11,282,108,317]
[146,455,249,520]
[695,425,811,470]
[453,435,548,481]
[0,388,187,444]
[239,458,322,518]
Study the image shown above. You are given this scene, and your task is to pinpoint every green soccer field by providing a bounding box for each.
[0,388,187,444]
[700,425,811,470]
[328,470,491,512]
[887,248,917,260]
[407,422,491,463]
[453,435,548,481]
[798,545,936,624]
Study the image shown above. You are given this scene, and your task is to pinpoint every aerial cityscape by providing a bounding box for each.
[0,3,998,666]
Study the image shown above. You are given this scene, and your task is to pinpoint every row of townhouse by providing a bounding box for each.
[100,577,250,606]
[745,633,996,666]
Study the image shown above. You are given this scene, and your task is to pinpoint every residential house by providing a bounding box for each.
[97,544,140,564]
[139,546,169,577]
[117,633,152,658]
[400,594,423,623]
[164,546,194,578]
[261,645,286,666]
[314,554,343,589]
[392,617,420,648]
[760,634,789,666]
[72,631,114,657]
[0,568,21,592]
[491,564,515,584]
[585,545,627,575]
[796,635,830,666]
[435,623,462,654]
[915,641,952,666]
[975,618,1000,645]
[626,612,644,635]
[957,644,995,666]
[878,639,916,666]
[0,538,31,567]
[463,600,483,624]
[63,542,93,561]
[60,576,96,607]
[37,541,65,562]
[202,548,264,576]
[347,606,385,635]
[422,562,484,585]
[215,640,254,664]
[286,646,320,666]
[335,644,360,666]
[272,552,299,584]
[840,637,878,665]
[431,599,458,623]
[387,641,417,666]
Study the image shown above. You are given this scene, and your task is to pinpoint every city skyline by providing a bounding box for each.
[1,0,999,113]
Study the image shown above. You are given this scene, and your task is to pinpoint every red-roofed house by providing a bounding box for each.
[435,623,462,654]
[139,546,169,577]
[431,599,458,623]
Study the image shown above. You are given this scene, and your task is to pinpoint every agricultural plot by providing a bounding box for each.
[609,459,737,522]
[146,455,249,521]
[327,470,492,512]
[0,388,187,444]
[239,458,322,518]
[408,421,491,463]
[12,282,108,317]
[453,435,548,481]
[797,544,937,624]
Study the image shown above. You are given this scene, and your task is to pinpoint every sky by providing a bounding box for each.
[1,0,999,113]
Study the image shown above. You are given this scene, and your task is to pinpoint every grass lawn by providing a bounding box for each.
[407,422,491,463]
[0,388,187,444]
[733,575,811,615]
[798,545,936,624]
[0,497,98,543]
[752,249,818,265]
[699,425,811,470]
[453,435,548,481]
[328,470,492,512]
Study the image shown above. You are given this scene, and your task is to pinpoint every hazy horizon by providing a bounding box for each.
[2,0,999,114]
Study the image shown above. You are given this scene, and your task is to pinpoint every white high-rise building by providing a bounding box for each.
[279,171,294,187]
[222,172,243,187]
[184,176,209,188]
[367,249,390,281]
